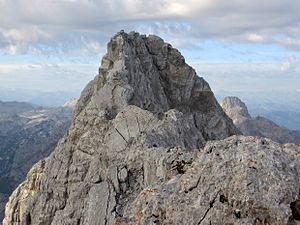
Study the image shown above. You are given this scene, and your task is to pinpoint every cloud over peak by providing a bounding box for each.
[1,0,300,56]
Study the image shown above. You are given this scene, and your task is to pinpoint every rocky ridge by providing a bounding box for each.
[3,32,300,225]
[221,96,300,144]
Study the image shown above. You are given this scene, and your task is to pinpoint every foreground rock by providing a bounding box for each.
[221,96,300,144]
[120,135,300,224]
[0,103,72,223]
[3,31,238,225]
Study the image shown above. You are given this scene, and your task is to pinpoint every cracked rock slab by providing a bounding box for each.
[120,136,300,225]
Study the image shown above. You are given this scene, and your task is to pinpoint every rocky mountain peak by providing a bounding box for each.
[3,31,240,225]
[3,32,300,225]
[220,96,251,125]
[76,31,213,117]
[74,31,238,140]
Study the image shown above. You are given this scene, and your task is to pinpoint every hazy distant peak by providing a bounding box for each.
[0,100,34,114]
[220,96,251,125]
[63,98,78,109]
[220,96,300,144]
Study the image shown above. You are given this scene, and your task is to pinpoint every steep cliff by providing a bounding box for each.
[3,31,238,225]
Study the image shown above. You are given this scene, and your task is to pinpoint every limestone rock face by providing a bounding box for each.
[3,31,238,225]
[120,136,300,225]
[221,96,300,144]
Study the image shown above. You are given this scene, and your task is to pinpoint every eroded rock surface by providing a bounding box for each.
[3,31,238,225]
[221,96,300,144]
[120,136,300,225]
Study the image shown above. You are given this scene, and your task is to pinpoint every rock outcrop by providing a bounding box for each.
[120,135,300,224]
[3,31,238,225]
[0,104,72,224]
[221,96,300,144]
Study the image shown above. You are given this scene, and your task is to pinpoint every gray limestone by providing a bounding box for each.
[120,136,300,225]
[4,31,300,225]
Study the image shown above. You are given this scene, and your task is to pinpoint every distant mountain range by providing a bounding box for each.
[0,101,73,223]
[250,110,300,131]
[0,87,80,107]
[1,87,299,130]
[216,90,300,130]
[220,96,300,144]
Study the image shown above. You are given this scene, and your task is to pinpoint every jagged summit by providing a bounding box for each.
[75,31,238,140]
[78,31,208,113]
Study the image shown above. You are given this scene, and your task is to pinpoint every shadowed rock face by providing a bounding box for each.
[221,96,300,144]
[3,31,238,225]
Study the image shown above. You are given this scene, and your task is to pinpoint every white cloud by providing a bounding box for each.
[0,63,98,91]
[0,64,40,73]
[1,0,300,55]
[247,33,265,43]
[280,55,297,72]
[189,61,300,93]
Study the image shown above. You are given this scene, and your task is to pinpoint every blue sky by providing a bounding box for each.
[0,0,299,96]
